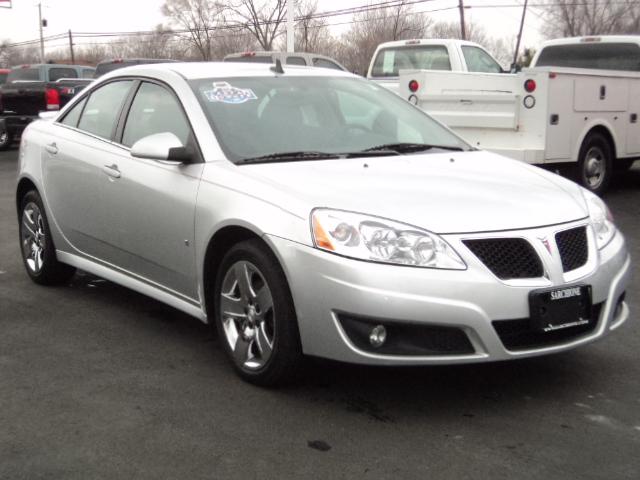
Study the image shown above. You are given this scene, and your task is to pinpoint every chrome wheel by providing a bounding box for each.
[21,202,46,273]
[219,260,275,371]
[583,146,605,189]
[0,131,8,146]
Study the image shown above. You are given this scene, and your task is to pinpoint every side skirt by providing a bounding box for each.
[57,250,208,323]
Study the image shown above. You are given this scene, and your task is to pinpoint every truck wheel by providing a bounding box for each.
[213,239,303,387]
[576,132,613,195]
[0,131,12,151]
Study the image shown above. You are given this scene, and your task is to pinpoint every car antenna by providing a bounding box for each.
[270,59,285,74]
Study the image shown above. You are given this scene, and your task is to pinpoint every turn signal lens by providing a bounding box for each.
[408,80,419,92]
[524,79,536,93]
[312,215,334,251]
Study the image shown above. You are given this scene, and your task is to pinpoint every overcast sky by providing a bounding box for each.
[0,0,543,51]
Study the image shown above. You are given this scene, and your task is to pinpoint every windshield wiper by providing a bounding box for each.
[238,151,341,165]
[362,143,465,154]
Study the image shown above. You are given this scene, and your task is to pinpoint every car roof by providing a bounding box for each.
[539,35,640,48]
[102,61,357,81]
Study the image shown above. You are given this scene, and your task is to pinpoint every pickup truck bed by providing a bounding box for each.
[0,79,91,150]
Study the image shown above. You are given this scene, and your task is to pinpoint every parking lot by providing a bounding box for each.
[0,147,639,479]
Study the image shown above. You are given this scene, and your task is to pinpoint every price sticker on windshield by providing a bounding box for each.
[203,82,258,104]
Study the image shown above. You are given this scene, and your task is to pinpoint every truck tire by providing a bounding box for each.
[576,132,613,196]
[0,130,12,151]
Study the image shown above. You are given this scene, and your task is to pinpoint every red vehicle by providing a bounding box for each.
[0,69,9,85]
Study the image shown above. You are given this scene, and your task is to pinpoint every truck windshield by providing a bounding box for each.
[536,42,640,71]
[7,68,40,82]
[190,76,468,163]
[370,46,451,77]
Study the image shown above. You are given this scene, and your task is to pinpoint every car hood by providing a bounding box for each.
[240,150,588,234]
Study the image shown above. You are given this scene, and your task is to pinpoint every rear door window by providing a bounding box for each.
[49,68,78,81]
[313,58,342,70]
[461,46,503,73]
[121,82,190,147]
[536,43,640,71]
[82,69,95,79]
[7,68,41,82]
[286,56,306,66]
[60,97,88,128]
[77,80,134,140]
[371,46,451,77]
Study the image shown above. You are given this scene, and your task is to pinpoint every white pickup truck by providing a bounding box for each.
[367,39,505,94]
[388,36,640,194]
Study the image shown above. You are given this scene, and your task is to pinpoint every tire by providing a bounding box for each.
[19,190,76,285]
[213,239,303,387]
[0,130,12,151]
[575,132,613,195]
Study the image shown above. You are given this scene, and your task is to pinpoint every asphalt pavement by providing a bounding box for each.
[1,149,639,479]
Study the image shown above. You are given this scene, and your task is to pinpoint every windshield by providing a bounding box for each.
[190,76,468,163]
[371,45,451,77]
[536,43,640,71]
[7,68,40,82]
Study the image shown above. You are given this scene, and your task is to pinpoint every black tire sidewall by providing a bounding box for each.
[213,239,302,386]
[19,190,74,284]
[578,133,613,195]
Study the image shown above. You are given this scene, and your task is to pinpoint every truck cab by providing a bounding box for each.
[367,39,504,93]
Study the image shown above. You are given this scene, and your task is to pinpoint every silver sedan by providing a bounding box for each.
[16,62,631,386]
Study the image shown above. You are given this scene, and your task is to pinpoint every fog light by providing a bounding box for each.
[369,325,387,348]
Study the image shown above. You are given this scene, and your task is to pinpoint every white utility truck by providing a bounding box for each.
[374,36,640,194]
[367,39,505,94]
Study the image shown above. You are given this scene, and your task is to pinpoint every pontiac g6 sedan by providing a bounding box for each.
[17,62,630,386]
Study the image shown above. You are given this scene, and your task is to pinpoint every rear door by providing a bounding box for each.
[41,80,135,259]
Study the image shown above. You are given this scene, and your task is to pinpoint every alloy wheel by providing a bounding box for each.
[21,202,46,273]
[219,260,275,371]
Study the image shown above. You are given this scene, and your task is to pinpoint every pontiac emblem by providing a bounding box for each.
[539,237,552,254]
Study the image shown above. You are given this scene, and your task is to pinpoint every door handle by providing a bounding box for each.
[102,164,121,179]
[45,142,58,155]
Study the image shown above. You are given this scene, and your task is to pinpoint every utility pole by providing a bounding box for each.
[512,0,528,71]
[68,30,75,64]
[286,0,294,53]
[38,2,45,63]
[458,0,466,41]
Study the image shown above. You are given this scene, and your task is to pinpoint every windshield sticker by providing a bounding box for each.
[203,82,258,104]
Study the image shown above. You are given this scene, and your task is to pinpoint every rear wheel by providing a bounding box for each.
[0,130,12,151]
[213,239,303,387]
[19,190,76,285]
[576,132,613,195]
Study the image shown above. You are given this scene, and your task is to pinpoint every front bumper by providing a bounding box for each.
[267,221,631,365]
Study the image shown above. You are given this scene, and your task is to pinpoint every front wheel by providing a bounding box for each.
[19,190,76,285]
[213,239,303,387]
[576,133,613,195]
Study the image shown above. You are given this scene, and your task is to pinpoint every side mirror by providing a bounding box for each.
[130,132,194,164]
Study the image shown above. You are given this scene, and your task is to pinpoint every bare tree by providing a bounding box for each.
[335,1,430,74]
[294,0,334,53]
[542,0,640,38]
[162,0,225,60]
[229,0,287,51]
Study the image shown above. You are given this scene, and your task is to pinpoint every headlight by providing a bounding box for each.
[582,190,615,249]
[311,209,465,269]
